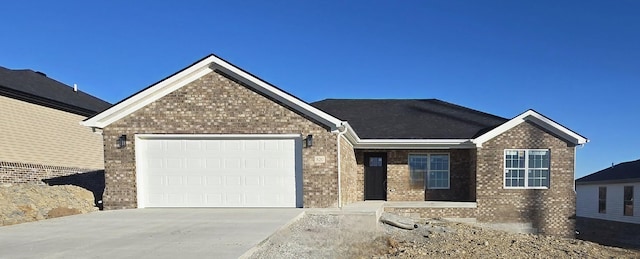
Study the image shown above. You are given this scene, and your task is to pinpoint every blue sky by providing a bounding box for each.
[2,1,639,178]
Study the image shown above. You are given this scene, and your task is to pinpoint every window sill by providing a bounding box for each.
[503,187,549,190]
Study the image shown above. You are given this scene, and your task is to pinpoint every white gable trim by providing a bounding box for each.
[82,54,343,130]
[472,110,588,147]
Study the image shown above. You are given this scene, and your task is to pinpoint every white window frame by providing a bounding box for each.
[503,149,550,189]
[408,153,450,190]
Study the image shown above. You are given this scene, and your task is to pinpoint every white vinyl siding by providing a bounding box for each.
[576,183,640,224]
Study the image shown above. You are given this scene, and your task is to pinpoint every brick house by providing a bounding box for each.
[82,54,588,237]
[0,66,110,183]
[575,159,639,247]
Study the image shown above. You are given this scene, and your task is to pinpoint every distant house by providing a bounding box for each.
[576,159,640,248]
[82,54,588,237]
[0,66,111,184]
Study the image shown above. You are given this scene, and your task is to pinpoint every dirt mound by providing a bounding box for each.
[250,214,640,258]
[0,183,97,226]
[379,219,640,258]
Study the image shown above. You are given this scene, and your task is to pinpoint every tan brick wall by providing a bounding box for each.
[339,135,361,205]
[355,149,475,202]
[476,121,576,237]
[0,161,96,184]
[384,207,477,219]
[102,70,339,209]
[0,95,104,170]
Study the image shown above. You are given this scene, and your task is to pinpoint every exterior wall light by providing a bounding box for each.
[117,135,127,149]
[305,134,313,148]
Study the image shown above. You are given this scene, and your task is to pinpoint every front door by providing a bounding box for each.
[364,152,387,200]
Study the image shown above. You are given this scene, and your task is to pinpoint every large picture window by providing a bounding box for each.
[504,149,550,188]
[409,154,450,189]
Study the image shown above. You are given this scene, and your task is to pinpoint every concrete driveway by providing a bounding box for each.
[0,208,303,259]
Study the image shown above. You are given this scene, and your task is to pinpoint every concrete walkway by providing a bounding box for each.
[0,208,303,259]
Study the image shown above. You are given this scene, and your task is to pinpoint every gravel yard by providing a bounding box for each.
[249,213,640,258]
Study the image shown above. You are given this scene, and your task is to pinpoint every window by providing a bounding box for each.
[599,187,606,214]
[504,149,550,188]
[624,186,633,216]
[368,157,383,167]
[409,154,449,189]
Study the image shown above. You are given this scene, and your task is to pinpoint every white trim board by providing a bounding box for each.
[82,54,344,130]
[473,109,588,147]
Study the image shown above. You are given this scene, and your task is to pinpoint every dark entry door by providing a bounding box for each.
[364,152,387,200]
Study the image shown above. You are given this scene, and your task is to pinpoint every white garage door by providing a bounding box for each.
[136,135,299,208]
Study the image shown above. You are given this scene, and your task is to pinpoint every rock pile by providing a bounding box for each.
[0,183,97,226]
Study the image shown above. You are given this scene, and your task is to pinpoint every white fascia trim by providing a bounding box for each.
[82,57,216,128]
[354,139,476,149]
[473,110,588,147]
[208,57,343,130]
[339,122,475,149]
[135,133,302,140]
[82,54,344,130]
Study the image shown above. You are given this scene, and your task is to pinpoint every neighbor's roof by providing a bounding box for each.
[576,159,640,184]
[311,99,508,139]
[0,66,111,116]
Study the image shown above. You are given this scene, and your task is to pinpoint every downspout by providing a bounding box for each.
[574,144,585,192]
[337,124,348,208]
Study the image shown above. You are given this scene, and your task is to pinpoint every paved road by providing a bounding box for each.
[0,208,303,259]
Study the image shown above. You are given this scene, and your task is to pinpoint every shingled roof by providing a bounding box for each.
[0,66,110,117]
[311,99,508,139]
[576,159,640,184]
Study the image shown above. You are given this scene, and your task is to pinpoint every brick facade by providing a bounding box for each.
[339,136,361,205]
[0,161,94,184]
[475,121,576,237]
[384,207,477,219]
[355,149,476,202]
[102,70,339,209]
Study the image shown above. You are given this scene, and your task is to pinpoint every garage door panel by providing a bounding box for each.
[224,158,241,169]
[206,176,223,186]
[186,176,203,185]
[140,137,298,207]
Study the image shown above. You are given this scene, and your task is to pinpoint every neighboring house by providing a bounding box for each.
[575,159,640,248]
[82,54,588,237]
[0,66,111,183]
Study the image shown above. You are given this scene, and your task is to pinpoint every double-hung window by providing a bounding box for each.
[598,187,606,214]
[624,186,633,216]
[504,149,550,188]
[409,154,450,189]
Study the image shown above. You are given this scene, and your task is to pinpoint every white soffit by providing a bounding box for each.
[82,54,343,130]
[354,139,476,149]
[473,110,589,147]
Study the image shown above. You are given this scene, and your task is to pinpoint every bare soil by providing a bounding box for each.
[250,213,640,258]
[0,183,97,226]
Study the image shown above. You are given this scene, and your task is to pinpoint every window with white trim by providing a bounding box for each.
[504,149,550,188]
[624,186,633,216]
[409,154,450,189]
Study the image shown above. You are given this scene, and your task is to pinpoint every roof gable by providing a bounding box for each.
[576,159,640,184]
[82,54,343,129]
[311,99,507,139]
[473,109,588,147]
[0,66,111,116]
